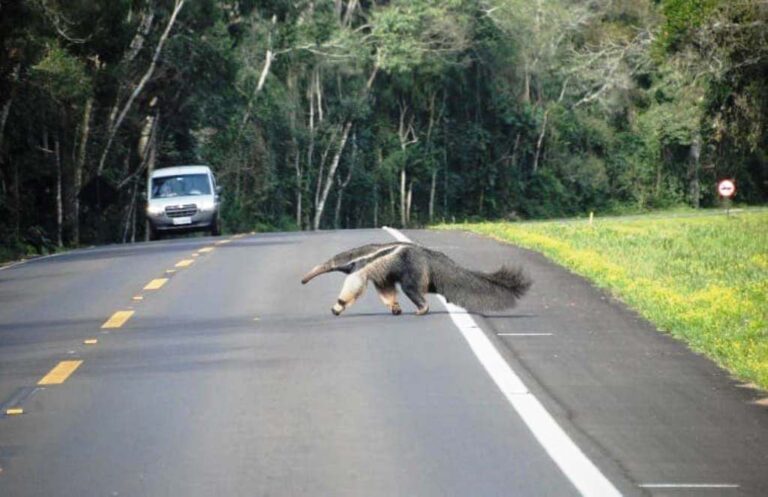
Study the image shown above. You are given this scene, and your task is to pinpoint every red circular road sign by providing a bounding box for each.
[717,179,736,198]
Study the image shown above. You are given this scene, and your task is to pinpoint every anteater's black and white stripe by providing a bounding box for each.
[301,242,531,316]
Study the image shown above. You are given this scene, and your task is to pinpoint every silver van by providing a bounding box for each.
[145,165,221,239]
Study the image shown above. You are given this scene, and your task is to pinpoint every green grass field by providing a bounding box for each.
[437,208,768,391]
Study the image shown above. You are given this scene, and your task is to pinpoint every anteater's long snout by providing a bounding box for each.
[301,263,332,284]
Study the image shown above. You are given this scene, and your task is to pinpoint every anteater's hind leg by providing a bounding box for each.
[332,272,366,316]
[400,270,430,315]
[374,281,402,315]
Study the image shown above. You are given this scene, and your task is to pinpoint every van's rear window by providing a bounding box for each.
[152,174,211,198]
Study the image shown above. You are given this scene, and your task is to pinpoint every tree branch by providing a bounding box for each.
[96,0,185,176]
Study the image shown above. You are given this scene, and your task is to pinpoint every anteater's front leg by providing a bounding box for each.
[332,272,367,316]
[400,271,430,315]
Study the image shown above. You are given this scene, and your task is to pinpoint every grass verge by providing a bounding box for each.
[436,208,768,390]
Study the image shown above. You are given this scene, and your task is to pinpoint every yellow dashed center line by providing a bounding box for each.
[143,278,168,290]
[26,238,216,395]
[20,244,213,396]
[38,360,83,385]
[101,310,134,329]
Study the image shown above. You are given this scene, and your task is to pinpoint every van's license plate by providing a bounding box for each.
[172,217,192,225]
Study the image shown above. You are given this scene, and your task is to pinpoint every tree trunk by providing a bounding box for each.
[373,185,379,228]
[294,144,302,229]
[54,133,63,248]
[122,182,135,243]
[239,15,278,135]
[130,178,138,243]
[41,128,61,247]
[655,149,667,199]
[314,125,338,212]
[0,63,21,161]
[532,108,549,174]
[688,132,701,209]
[73,97,93,245]
[334,132,357,228]
[97,0,185,176]
[399,166,407,227]
[315,66,324,124]
[365,55,379,93]
[333,185,343,229]
[511,132,521,167]
[147,115,158,177]
[389,173,396,224]
[426,91,441,225]
[374,146,382,228]
[137,104,157,164]
[0,92,12,157]
[406,180,413,225]
[521,60,531,104]
[238,49,272,133]
[118,106,158,191]
[313,121,352,230]
[12,157,20,238]
[306,88,315,211]
[341,0,358,27]
[285,68,302,229]
[396,101,417,228]
[478,189,485,216]
[308,59,377,229]
[310,67,333,217]
[442,147,448,221]
[305,66,324,200]
[428,168,437,223]
[144,110,159,240]
[120,104,159,186]
[106,5,155,130]
[234,158,242,208]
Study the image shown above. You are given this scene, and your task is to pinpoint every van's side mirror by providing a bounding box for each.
[215,185,222,194]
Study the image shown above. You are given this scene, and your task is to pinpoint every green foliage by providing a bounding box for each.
[0,0,766,257]
[371,0,470,74]
[31,43,92,103]
[657,0,720,52]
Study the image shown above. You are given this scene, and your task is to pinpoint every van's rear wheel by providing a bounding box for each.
[148,224,162,241]
[210,217,221,237]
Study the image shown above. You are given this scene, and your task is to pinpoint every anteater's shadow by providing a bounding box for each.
[342,311,537,319]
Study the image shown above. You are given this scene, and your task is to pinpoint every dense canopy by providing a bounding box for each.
[0,0,766,256]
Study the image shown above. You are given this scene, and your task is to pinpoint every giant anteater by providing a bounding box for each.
[301,242,531,316]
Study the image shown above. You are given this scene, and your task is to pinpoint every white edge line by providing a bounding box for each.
[498,333,554,336]
[638,484,739,489]
[382,226,622,497]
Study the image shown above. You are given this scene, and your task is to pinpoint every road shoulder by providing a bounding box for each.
[404,229,768,497]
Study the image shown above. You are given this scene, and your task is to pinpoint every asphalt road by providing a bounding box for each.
[1,229,766,496]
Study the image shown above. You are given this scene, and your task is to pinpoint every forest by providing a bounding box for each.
[0,0,766,256]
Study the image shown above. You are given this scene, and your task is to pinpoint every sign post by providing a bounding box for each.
[717,179,736,216]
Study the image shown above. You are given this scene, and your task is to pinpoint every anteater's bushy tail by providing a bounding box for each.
[430,254,532,311]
